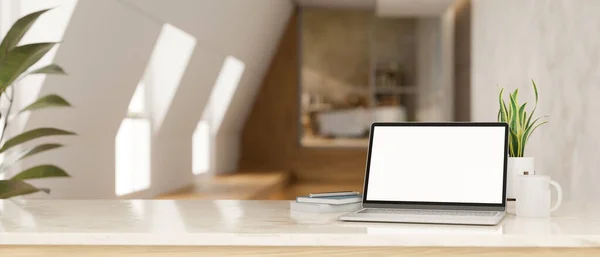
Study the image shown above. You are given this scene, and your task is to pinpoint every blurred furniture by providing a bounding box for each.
[2,200,599,256]
[317,106,407,138]
[299,11,419,148]
[317,108,368,137]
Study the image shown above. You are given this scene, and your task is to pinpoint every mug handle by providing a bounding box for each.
[549,180,563,212]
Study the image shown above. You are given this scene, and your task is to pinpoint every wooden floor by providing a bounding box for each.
[5,246,600,257]
[157,170,363,200]
[157,170,292,200]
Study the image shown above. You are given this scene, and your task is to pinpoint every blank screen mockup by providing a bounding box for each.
[365,126,506,204]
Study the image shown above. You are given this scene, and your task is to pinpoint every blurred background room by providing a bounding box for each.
[1,0,599,202]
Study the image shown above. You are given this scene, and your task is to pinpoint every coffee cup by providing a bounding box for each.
[516,174,562,218]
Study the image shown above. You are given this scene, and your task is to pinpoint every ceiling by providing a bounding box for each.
[294,0,457,16]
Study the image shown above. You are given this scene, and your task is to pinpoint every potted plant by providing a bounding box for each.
[0,9,75,199]
[498,80,547,200]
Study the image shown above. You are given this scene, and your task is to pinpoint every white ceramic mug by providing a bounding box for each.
[516,174,563,218]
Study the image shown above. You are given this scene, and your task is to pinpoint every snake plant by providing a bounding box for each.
[498,80,547,157]
[0,9,76,198]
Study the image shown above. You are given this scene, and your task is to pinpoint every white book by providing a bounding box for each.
[296,194,362,204]
[290,201,362,213]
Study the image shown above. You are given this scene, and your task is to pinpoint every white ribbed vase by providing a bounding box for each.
[506,157,535,200]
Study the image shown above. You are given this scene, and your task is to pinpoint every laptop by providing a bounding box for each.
[339,122,508,225]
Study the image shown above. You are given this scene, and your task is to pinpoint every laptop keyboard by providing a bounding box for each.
[359,208,498,217]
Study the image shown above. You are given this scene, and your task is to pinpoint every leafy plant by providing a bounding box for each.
[0,9,75,199]
[497,80,547,157]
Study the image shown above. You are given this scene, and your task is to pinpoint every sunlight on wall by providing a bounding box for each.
[192,120,210,174]
[0,149,7,179]
[10,0,78,132]
[0,1,77,177]
[147,24,196,132]
[115,83,151,196]
[0,112,4,179]
[114,22,196,195]
[192,56,245,174]
[205,56,246,133]
[128,82,145,115]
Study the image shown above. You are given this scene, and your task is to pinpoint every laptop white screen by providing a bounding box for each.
[365,125,506,204]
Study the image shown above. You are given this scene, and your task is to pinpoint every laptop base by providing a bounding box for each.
[339,208,505,226]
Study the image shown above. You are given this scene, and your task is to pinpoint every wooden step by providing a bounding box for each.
[157,170,292,200]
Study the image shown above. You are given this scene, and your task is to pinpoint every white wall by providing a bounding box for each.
[22,0,163,198]
[10,0,293,198]
[472,0,600,202]
[123,0,293,178]
[415,8,454,121]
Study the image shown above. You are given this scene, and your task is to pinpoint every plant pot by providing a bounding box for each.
[507,157,535,200]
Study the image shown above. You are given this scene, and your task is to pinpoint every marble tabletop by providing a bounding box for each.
[1,199,599,247]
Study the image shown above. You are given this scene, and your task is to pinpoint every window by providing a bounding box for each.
[115,83,151,196]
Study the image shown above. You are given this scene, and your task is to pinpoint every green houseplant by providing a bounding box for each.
[498,80,547,200]
[0,9,76,199]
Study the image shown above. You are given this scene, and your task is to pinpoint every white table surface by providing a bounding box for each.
[0,200,599,247]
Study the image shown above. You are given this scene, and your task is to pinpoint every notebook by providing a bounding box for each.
[296,194,362,204]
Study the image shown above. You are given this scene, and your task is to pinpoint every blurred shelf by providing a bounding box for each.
[303,103,333,112]
[374,86,418,94]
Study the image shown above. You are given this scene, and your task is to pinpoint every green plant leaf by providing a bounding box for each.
[0,42,58,92]
[19,94,72,113]
[532,80,539,105]
[0,9,51,62]
[526,80,539,128]
[509,92,519,135]
[511,89,519,105]
[519,133,527,158]
[520,124,533,157]
[11,165,69,181]
[498,88,509,123]
[19,143,64,160]
[520,116,548,156]
[499,80,546,157]
[0,180,50,199]
[509,129,519,157]
[526,121,548,142]
[0,144,64,174]
[28,64,66,75]
[0,128,76,154]
[526,116,548,131]
[518,103,527,129]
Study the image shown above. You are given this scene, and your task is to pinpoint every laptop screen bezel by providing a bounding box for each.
[361,122,508,211]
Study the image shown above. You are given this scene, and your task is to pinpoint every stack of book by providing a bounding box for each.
[290,192,362,213]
